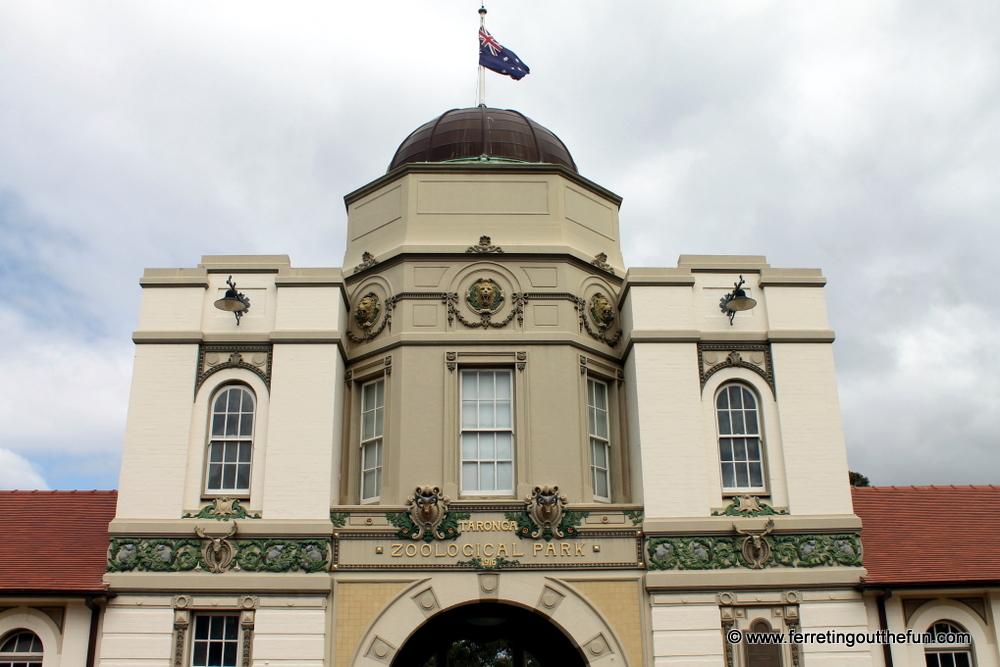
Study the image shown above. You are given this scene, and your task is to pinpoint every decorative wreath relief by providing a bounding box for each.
[466,278,505,314]
[589,293,615,329]
[355,292,381,329]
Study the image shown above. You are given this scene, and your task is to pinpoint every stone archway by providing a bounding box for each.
[392,601,586,666]
[349,574,630,667]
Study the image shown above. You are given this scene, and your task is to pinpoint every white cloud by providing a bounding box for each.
[0,448,49,490]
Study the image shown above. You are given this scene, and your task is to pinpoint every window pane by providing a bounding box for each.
[749,463,763,487]
[461,372,477,399]
[729,387,743,409]
[207,463,222,490]
[209,616,224,639]
[222,465,236,489]
[462,433,478,460]
[462,401,478,428]
[362,383,375,411]
[224,443,238,462]
[721,464,736,488]
[363,411,375,440]
[718,411,732,435]
[208,642,222,665]
[593,441,608,467]
[731,412,745,435]
[745,410,758,435]
[735,463,750,488]
[462,462,478,490]
[214,393,228,413]
[496,462,513,491]
[741,388,756,409]
[495,401,511,428]
[720,441,734,462]
[227,389,240,412]
[496,372,511,399]
[375,379,384,405]
[224,616,238,640]
[939,655,956,667]
[716,391,729,409]
[236,464,250,491]
[374,407,383,438]
[588,408,597,435]
[480,433,495,459]
[239,414,253,436]
[595,407,608,438]
[747,438,761,460]
[956,653,971,667]
[363,470,376,499]
[212,414,225,437]
[479,401,495,428]
[479,462,495,490]
[479,372,495,399]
[193,642,208,665]
[496,433,512,459]
[223,642,237,666]
[593,380,607,406]
[733,439,747,460]
[595,469,609,498]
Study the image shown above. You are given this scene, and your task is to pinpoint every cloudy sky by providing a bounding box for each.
[1,1,997,490]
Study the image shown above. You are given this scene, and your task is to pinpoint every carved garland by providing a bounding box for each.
[443,291,527,329]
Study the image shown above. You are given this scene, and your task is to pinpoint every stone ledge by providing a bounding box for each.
[643,514,863,535]
[104,572,333,593]
[645,567,866,591]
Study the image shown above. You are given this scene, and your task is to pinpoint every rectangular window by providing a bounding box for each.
[360,379,385,502]
[192,614,240,667]
[461,369,513,494]
[587,378,611,500]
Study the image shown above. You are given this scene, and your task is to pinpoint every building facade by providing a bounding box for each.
[3,107,998,667]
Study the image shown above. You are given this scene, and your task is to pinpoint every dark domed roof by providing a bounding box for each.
[388,106,577,173]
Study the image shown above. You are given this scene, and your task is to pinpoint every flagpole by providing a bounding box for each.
[477,5,487,106]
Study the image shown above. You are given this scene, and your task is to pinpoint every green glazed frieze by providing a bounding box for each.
[107,537,330,574]
[647,533,862,571]
[504,509,588,542]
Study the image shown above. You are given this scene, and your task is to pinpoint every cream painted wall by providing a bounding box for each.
[117,344,198,520]
[771,343,854,515]
[264,344,343,519]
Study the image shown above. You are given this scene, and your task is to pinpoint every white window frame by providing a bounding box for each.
[925,621,975,667]
[716,383,767,493]
[205,385,255,497]
[460,369,515,496]
[0,630,43,666]
[360,378,385,503]
[587,377,611,501]
[190,613,242,667]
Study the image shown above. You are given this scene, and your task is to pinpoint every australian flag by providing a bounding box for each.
[479,27,529,80]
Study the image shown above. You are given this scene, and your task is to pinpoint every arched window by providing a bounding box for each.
[716,384,765,492]
[0,630,43,666]
[207,385,255,495]
[925,621,973,667]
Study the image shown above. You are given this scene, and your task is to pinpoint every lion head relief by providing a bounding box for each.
[355,293,381,329]
[589,293,615,329]
[466,278,504,314]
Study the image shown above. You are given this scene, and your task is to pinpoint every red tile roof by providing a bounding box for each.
[0,490,117,593]
[852,485,1000,586]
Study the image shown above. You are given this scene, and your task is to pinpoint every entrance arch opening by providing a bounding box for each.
[392,602,588,667]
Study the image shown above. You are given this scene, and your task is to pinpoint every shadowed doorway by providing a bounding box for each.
[392,602,588,667]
